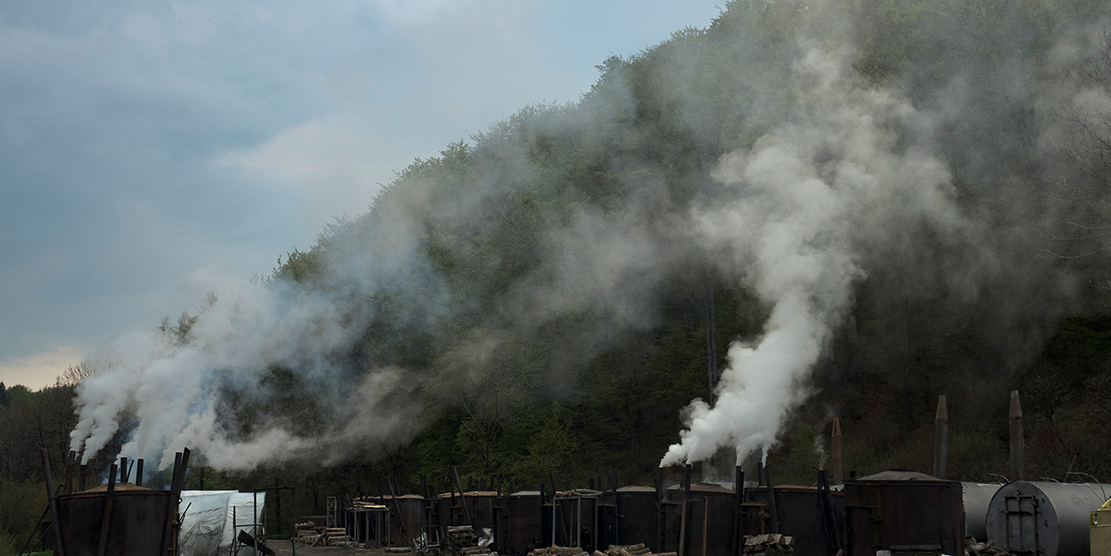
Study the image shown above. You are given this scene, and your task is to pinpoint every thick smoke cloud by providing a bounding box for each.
[663,37,965,465]
[69,0,1111,472]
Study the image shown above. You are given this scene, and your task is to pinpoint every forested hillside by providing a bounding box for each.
[6,0,1111,547]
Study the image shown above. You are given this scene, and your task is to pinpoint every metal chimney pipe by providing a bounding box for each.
[933,394,948,479]
[831,418,843,485]
[1010,390,1025,481]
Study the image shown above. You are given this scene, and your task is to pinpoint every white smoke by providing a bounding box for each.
[661,38,967,466]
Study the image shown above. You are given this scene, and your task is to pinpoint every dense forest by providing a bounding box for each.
[6,0,1111,550]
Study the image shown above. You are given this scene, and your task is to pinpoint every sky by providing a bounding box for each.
[0,0,725,389]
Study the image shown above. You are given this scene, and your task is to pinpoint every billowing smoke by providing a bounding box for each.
[662,34,968,465]
[68,0,1111,472]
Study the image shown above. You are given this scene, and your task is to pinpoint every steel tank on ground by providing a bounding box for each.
[961,482,1002,543]
[54,484,173,556]
[985,480,1111,556]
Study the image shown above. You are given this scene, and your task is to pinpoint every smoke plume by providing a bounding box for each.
[68,0,1110,472]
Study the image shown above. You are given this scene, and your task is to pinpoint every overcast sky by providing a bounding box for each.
[0,1,724,389]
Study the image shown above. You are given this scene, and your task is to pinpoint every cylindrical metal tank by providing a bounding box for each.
[985,481,1111,556]
[842,470,964,556]
[962,482,1002,543]
[54,486,173,556]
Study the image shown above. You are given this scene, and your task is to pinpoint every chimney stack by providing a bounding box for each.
[933,394,948,479]
[1009,390,1024,481]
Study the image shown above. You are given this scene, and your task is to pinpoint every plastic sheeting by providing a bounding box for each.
[179,490,267,556]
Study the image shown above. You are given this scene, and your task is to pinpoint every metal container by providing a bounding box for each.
[985,481,1111,556]
[54,487,173,556]
[615,486,660,551]
[372,494,426,544]
[503,491,543,556]
[842,470,964,556]
[1093,497,1111,556]
[666,483,735,556]
[463,491,500,535]
[961,483,1002,543]
[746,485,843,556]
[554,490,600,552]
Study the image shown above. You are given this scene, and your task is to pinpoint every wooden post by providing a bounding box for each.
[732,468,744,556]
[162,449,190,556]
[655,467,664,554]
[42,449,67,556]
[96,464,117,556]
[678,499,687,556]
[763,467,779,535]
[453,467,472,525]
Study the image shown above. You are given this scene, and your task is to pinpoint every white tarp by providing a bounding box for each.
[179,490,266,556]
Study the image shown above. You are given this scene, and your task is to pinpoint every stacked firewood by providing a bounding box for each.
[294,522,353,547]
[447,525,478,548]
[599,543,676,556]
[529,545,588,556]
[352,500,388,510]
[966,539,1010,556]
[444,525,498,556]
[743,534,795,555]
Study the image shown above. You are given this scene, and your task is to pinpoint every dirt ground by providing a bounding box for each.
[266,541,393,556]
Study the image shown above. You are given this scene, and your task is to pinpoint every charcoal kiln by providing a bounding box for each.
[503,490,543,556]
[841,470,964,556]
[985,480,1111,556]
[366,493,427,544]
[614,486,660,551]
[745,482,844,555]
[48,449,190,556]
[664,482,735,556]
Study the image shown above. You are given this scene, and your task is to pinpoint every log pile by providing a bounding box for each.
[966,539,1011,556]
[444,525,498,556]
[352,500,388,510]
[528,545,588,556]
[294,522,354,547]
[743,534,795,555]
[531,543,678,556]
